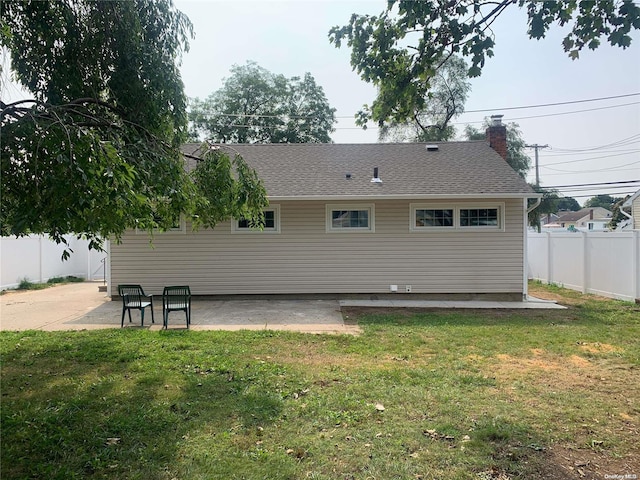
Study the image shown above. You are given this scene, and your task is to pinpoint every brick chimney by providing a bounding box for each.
[486,114,507,161]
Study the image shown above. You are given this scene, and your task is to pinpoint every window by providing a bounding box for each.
[232,205,280,233]
[411,203,504,232]
[414,208,454,228]
[459,208,499,227]
[326,204,375,232]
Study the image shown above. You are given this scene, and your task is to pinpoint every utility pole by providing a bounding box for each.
[525,144,549,187]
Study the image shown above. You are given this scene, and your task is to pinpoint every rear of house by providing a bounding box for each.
[109,139,537,300]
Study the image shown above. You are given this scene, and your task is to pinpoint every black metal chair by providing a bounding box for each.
[162,286,191,329]
[118,284,154,327]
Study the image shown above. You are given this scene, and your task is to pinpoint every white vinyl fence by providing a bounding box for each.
[0,235,106,290]
[528,230,640,302]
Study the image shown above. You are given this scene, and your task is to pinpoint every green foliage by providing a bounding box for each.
[378,55,471,142]
[556,196,581,212]
[608,195,631,230]
[14,275,83,291]
[528,185,560,231]
[583,194,622,210]
[189,61,337,143]
[464,121,531,178]
[190,145,269,230]
[329,0,640,127]
[1,2,267,257]
[1,0,193,252]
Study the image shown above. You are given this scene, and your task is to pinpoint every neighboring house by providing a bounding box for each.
[540,213,560,226]
[619,189,640,230]
[109,120,539,300]
[552,207,613,232]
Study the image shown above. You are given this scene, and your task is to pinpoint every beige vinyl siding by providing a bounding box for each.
[110,199,525,295]
[634,197,640,230]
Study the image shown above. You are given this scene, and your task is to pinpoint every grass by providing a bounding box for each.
[13,275,85,291]
[1,284,639,479]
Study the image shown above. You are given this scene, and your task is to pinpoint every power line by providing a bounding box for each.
[542,159,640,173]
[539,148,640,157]
[540,150,640,167]
[333,93,640,118]
[460,92,640,114]
[191,95,640,122]
[543,180,640,189]
[555,185,639,193]
[337,101,640,128]
[535,167,640,177]
[561,192,636,199]
[546,133,640,153]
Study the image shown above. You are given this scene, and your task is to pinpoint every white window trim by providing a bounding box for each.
[136,215,186,234]
[232,205,281,234]
[410,202,505,232]
[326,204,375,233]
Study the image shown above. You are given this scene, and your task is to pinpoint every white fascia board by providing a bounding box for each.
[268,193,542,201]
[622,189,640,207]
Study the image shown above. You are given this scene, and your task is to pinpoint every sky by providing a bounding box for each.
[174,0,640,205]
[2,0,638,204]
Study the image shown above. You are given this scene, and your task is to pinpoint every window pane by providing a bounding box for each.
[332,209,369,228]
[460,208,498,227]
[415,209,453,227]
[264,210,275,229]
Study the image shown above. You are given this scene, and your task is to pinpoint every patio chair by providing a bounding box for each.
[118,284,155,327]
[162,286,191,329]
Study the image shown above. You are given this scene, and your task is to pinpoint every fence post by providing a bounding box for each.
[38,235,44,283]
[582,232,589,294]
[634,230,639,303]
[546,231,553,284]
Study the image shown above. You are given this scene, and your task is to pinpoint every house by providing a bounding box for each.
[553,207,613,232]
[109,119,539,300]
[619,189,640,230]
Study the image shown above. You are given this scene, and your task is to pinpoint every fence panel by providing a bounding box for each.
[528,231,639,302]
[1,235,106,290]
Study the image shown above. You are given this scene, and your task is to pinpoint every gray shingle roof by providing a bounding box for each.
[182,142,535,199]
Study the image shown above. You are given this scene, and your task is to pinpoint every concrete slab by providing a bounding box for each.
[0,282,360,334]
[1,283,565,334]
[339,295,566,309]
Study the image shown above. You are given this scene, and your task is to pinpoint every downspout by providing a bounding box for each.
[527,197,542,214]
[619,208,632,220]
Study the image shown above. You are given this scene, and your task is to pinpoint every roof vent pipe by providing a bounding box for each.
[371,167,382,184]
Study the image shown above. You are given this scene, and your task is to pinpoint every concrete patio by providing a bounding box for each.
[0,282,564,334]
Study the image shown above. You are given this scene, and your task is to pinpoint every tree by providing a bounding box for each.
[608,196,630,230]
[378,55,471,142]
[189,62,337,143]
[529,185,561,231]
[583,194,622,210]
[1,1,267,255]
[329,0,640,127]
[555,197,581,212]
[464,121,530,178]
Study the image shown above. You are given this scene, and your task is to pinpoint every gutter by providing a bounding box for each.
[269,193,543,202]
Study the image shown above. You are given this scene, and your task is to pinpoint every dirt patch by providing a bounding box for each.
[528,283,615,307]
[577,342,623,354]
[533,444,640,480]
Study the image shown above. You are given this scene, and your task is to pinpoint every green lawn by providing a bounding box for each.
[1,284,638,479]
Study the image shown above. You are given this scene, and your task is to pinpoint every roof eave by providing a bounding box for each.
[268,193,542,201]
